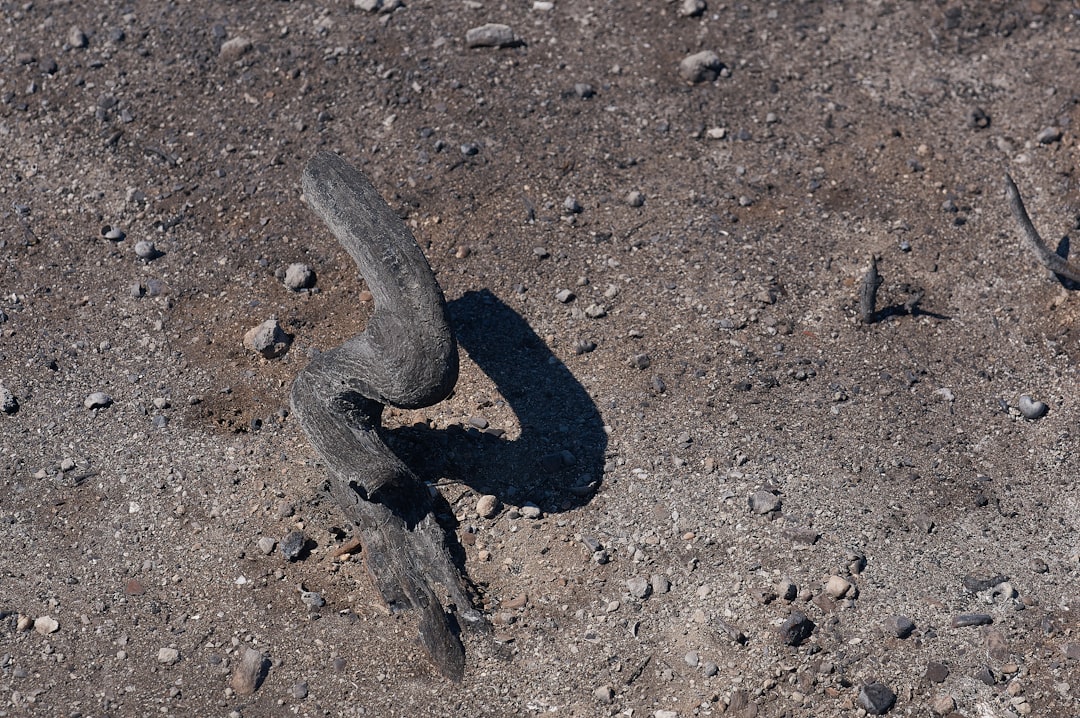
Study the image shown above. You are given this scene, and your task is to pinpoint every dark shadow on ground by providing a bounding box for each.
[1054,235,1079,289]
[386,289,607,515]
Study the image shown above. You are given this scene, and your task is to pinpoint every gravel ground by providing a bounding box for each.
[2,1,1079,716]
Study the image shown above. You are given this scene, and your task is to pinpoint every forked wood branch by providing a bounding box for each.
[1005,173,1080,283]
[290,152,481,681]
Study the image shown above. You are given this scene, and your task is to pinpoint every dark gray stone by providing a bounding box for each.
[749,490,781,515]
[280,530,308,561]
[884,615,915,639]
[952,613,993,628]
[778,611,814,646]
[858,682,896,715]
[924,661,949,683]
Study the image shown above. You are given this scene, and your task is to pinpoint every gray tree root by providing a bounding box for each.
[1005,173,1080,283]
[290,151,481,681]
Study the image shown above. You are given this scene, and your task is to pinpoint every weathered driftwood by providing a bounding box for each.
[1005,173,1080,283]
[290,152,481,681]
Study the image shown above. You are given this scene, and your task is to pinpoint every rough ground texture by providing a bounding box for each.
[1,1,1079,717]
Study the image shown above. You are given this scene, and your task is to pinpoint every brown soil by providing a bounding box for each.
[2,1,1079,716]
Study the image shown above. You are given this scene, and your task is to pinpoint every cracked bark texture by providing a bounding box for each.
[290,151,479,681]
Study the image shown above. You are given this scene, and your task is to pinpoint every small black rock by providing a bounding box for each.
[778,611,814,646]
[858,682,896,715]
[884,615,914,639]
[962,574,1007,593]
[280,530,308,561]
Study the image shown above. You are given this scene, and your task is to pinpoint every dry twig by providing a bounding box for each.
[859,255,882,324]
[1004,173,1080,283]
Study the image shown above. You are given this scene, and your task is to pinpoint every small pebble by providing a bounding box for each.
[300,591,325,609]
[103,226,126,241]
[219,37,253,62]
[679,0,707,16]
[651,574,671,594]
[748,490,781,515]
[684,651,699,667]
[230,647,266,695]
[519,502,542,519]
[575,339,597,354]
[778,611,814,646]
[257,537,276,555]
[68,26,89,48]
[593,685,614,704]
[626,190,645,207]
[555,288,575,303]
[284,263,316,290]
[581,536,602,552]
[476,494,501,519]
[34,616,59,635]
[157,647,180,665]
[244,319,292,359]
[925,661,950,683]
[460,143,480,156]
[1018,395,1048,419]
[776,579,798,601]
[626,576,651,599]
[1036,126,1062,144]
[962,574,1007,593]
[952,613,993,628]
[465,23,516,48]
[584,303,607,318]
[280,530,308,561]
[884,615,915,639]
[292,682,309,699]
[679,50,723,83]
[629,353,651,370]
[824,575,852,599]
[564,196,583,214]
[858,682,896,715]
[0,383,18,414]
[574,83,595,99]
[931,694,955,716]
[84,392,113,410]
[134,241,159,260]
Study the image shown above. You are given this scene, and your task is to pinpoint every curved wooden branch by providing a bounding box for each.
[1004,173,1080,283]
[290,152,480,681]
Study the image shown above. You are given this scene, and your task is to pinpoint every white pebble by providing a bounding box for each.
[84,392,113,409]
[157,647,180,665]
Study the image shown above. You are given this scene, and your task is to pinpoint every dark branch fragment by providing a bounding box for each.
[1004,173,1080,283]
[859,255,882,324]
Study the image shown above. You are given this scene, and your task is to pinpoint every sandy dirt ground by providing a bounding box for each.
[1,1,1080,716]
